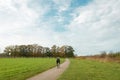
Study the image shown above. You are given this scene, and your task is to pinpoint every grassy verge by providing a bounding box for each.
[58,59,120,80]
[0,58,64,80]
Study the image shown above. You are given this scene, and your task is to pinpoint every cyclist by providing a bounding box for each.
[56,57,60,68]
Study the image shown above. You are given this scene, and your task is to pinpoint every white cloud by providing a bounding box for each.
[67,0,120,55]
[0,0,38,31]
[52,0,71,12]
[0,0,47,52]
[0,0,120,56]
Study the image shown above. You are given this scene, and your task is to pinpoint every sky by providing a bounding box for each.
[0,0,120,55]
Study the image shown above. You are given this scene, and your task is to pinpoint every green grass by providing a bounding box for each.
[0,58,64,80]
[58,59,120,80]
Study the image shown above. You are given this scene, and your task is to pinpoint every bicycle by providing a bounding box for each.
[57,62,60,68]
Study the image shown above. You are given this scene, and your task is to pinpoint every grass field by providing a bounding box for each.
[58,59,120,80]
[0,58,64,80]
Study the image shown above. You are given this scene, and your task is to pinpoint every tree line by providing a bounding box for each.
[84,51,120,62]
[94,51,120,58]
[3,44,74,57]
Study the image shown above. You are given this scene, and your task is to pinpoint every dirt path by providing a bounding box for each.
[27,59,70,80]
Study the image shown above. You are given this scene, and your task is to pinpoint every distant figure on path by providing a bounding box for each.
[56,57,60,68]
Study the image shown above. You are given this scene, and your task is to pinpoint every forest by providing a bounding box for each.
[1,44,74,57]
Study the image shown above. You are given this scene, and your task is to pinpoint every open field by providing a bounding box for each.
[58,59,120,80]
[0,58,64,80]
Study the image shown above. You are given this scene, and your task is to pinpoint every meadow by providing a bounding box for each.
[58,59,120,80]
[0,58,64,80]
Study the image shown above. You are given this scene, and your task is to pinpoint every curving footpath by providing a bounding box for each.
[27,59,70,80]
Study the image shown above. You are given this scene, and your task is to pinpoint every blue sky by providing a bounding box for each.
[0,0,120,55]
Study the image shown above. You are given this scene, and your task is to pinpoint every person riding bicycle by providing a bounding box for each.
[56,57,60,68]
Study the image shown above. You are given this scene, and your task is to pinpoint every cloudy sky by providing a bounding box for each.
[0,0,120,55]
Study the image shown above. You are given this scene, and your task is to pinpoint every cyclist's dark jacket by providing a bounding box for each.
[56,58,60,64]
